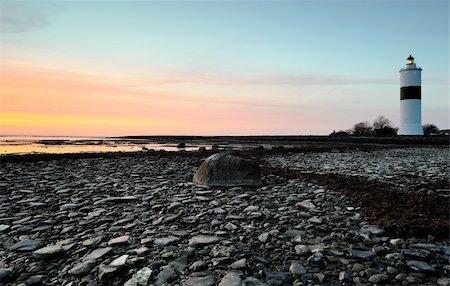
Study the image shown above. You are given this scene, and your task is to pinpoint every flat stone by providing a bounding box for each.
[339,271,352,282]
[189,260,208,271]
[33,244,65,259]
[155,265,178,286]
[296,201,316,211]
[219,271,242,286]
[210,244,235,257]
[437,277,450,286]
[242,277,266,286]
[109,254,129,267]
[83,247,112,261]
[0,268,11,282]
[258,232,270,243]
[189,235,222,245]
[231,258,247,269]
[25,275,45,285]
[68,260,97,277]
[154,236,179,247]
[10,239,43,252]
[289,261,306,277]
[265,271,290,286]
[134,267,153,285]
[185,275,216,286]
[308,216,322,224]
[407,260,437,273]
[368,274,390,285]
[294,244,311,256]
[108,235,130,246]
[0,224,10,232]
[349,249,376,259]
[98,264,118,281]
[402,248,430,259]
[411,243,441,252]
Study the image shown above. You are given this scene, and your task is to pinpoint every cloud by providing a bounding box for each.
[128,71,397,87]
[0,3,49,33]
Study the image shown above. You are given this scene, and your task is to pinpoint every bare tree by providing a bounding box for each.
[373,116,392,130]
[351,121,373,136]
[422,123,440,136]
[373,116,397,135]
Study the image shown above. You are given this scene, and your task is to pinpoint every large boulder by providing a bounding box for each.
[193,153,262,187]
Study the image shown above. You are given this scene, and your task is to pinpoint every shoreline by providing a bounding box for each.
[0,144,448,285]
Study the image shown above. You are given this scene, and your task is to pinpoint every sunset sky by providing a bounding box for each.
[0,0,448,136]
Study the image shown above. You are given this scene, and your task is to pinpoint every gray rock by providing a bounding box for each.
[33,244,64,259]
[242,277,266,286]
[108,235,130,246]
[185,275,216,286]
[25,275,45,285]
[10,239,43,252]
[231,258,247,269]
[155,265,178,286]
[411,243,441,252]
[265,271,290,286]
[294,244,310,256]
[339,271,352,282]
[193,153,262,187]
[402,248,430,259]
[258,232,270,243]
[289,261,306,277]
[189,235,222,245]
[437,277,450,286]
[406,260,437,273]
[307,252,325,266]
[219,271,243,286]
[154,236,179,247]
[109,254,129,267]
[349,249,376,259]
[368,274,390,284]
[210,244,235,257]
[134,267,153,285]
[189,260,208,271]
[0,224,10,232]
[83,247,112,261]
[98,264,118,281]
[0,268,11,282]
[68,260,96,277]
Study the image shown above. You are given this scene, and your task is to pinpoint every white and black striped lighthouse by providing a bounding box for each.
[398,55,423,135]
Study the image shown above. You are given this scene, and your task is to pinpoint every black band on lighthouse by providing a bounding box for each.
[400,86,421,100]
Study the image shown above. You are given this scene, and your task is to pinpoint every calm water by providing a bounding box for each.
[0,136,210,155]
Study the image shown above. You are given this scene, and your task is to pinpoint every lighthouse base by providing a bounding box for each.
[398,124,423,135]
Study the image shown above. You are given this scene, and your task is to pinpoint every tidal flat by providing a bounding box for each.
[0,143,449,285]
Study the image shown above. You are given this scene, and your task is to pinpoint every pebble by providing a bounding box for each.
[0,148,447,285]
[108,235,130,246]
[218,271,243,286]
[368,273,390,284]
[68,260,97,277]
[188,235,222,245]
[407,260,437,273]
[289,261,306,277]
[10,239,43,252]
[33,244,64,259]
[185,275,216,286]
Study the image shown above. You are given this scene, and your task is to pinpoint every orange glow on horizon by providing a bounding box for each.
[0,58,328,136]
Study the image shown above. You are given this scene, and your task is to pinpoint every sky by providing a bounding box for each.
[0,0,448,136]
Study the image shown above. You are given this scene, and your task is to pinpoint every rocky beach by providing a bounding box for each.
[0,143,449,286]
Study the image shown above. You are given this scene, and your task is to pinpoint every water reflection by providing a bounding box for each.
[0,136,212,155]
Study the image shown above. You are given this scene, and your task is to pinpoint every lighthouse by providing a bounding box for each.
[398,55,423,135]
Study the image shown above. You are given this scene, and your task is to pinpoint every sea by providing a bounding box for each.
[0,136,210,155]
